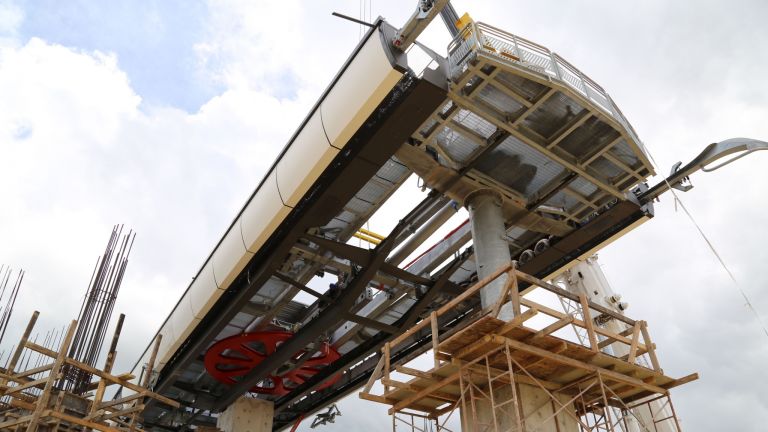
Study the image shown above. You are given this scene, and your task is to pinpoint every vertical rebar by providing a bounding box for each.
[63,225,136,394]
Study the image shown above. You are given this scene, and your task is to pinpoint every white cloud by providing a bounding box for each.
[0,33,317,376]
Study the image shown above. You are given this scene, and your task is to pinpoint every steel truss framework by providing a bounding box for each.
[360,265,695,432]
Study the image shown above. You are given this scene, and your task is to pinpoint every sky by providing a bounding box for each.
[0,0,767,430]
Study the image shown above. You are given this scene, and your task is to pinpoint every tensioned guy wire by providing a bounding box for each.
[645,147,768,340]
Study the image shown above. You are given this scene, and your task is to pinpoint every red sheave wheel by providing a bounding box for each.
[203,331,341,396]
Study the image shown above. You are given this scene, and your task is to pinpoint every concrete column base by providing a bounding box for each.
[463,383,578,431]
[217,396,274,432]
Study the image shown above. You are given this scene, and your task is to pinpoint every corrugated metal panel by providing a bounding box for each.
[475,134,566,197]
[523,92,586,139]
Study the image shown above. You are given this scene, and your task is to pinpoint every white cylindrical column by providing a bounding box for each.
[465,189,514,319]
[557,255,673,432]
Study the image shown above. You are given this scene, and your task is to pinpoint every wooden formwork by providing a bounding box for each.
[359,264,697,431]
[0,312,178,432]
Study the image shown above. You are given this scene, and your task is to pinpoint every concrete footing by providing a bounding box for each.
[217,396,274,432]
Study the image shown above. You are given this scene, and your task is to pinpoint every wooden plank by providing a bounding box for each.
[359,392,438,415]
[98,392,146,410]
[395,366,440,381]
[579,294,599,353]
[24,342,58,359]
[0,414,32,429]
[98,404,144,422]
[665,373,699,389]
[362,355,386,394]
[10,363,54,380]
[142,333,162,388]
[430,311,440,368]
[496,336,668,395]
[383,343,391,393]
[90,316,123,420]
[389,263,513,347]
[389,368,463,414]
[455,335,499,360]
[515,270,635,326]
[47,410,121,432]
[4,377,48,395]
[494,307,538,337]
[62,357,180,408]
[508,269,521,316]
[8,398,36,411]
[2,311,39,386]
[626,322,642,364]
[597,326,635,349]
[382,378,456,402]
[24,320,77,432]
[530,315,575,341]
[640,321,661,372]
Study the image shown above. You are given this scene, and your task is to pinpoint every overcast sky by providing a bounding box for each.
[0,0,767,430]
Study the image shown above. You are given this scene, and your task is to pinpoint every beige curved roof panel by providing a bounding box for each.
[276,112,337,207]
[321,31,404,149]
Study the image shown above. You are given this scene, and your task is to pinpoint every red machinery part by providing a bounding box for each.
[204,331,341,396]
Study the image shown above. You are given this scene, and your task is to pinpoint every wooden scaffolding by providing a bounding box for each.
[0,312,179,431]
[359,264,698,431]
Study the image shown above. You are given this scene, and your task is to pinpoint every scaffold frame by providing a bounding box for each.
[360,264,697,432]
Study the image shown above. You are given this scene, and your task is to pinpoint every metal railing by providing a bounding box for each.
[448,22,646,156]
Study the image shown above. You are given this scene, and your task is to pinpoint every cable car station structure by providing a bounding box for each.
[129,2,768,431]
[4,1,765,431]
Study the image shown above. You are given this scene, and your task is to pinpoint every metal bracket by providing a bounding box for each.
[639,137,768,202]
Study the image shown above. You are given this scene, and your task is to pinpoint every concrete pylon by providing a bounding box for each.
[464,189,578,431]
[217,396,274,432]
[465,189,514,320]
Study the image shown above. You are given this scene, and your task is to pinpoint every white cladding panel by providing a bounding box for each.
[241,170,292,254]
[276,112,338,207]
[321,32,403,149]
[169,295,196,343]
[156,321,176,367]
[137,28,404,380]
[189,261,222,319]
[212,223,253,289]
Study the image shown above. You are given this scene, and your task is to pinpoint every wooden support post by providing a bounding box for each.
[430,311,440,368]
[361,355,386,395]
[143,333,162,389]
[25,319,77,432]
[640,321,661,372]
[508,267,521,316]
[89,314,125,421]
[2,311,39,386]
[129,333,163,430]
[626,322,642,364]
[579,293,599,353]
[383,343,391,394]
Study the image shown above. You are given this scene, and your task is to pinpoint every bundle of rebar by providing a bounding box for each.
[63,225,135,394]
[0,266,24,347]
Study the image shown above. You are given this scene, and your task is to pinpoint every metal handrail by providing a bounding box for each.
[447,22,644,154]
